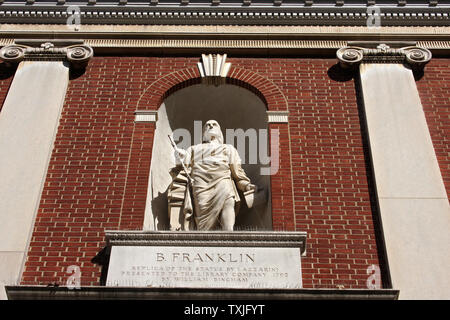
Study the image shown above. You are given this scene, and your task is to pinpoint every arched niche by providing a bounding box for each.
[143,83,272,231]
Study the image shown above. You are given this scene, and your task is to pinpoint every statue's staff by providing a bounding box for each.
[168,135,193,185]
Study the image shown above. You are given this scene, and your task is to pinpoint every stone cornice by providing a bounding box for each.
[337,42,432,69]
[0,39,93,68]
[0,4,449,26]
[1,37,449,57]
[1,25,450,48]
[0,0,443,5]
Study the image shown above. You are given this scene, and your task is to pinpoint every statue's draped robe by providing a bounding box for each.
[184,142,250,230]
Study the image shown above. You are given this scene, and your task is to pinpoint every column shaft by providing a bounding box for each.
[0,61,69,298]
[359,63,450,299]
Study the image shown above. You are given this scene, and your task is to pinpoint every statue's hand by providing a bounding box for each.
[245,183,257,192]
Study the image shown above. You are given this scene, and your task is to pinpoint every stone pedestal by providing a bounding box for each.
[104,231,306,290]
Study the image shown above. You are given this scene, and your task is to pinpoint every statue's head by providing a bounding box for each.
[202,120,224,144]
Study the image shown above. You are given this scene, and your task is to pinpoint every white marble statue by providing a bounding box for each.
[169,120,256,231]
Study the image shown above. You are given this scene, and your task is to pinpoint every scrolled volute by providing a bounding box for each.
[0,45,26,65]
[336,47,364,69]
[402,46,432,69]
[66,45,94,69]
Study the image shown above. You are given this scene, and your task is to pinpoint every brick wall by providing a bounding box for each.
[20,56,392,288]
[416,59,450,198]
[0,63,13,111]
[21,57,196,286]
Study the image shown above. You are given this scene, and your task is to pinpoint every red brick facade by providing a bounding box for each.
[0,63,13,111]
[11,56,448,288]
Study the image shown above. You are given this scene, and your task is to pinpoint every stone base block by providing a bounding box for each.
[103,231,307,290]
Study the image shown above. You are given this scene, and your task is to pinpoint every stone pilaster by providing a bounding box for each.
[337,43,450,299]
[0,40,92,299]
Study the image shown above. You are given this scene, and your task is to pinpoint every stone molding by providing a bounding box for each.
[134,110,158,123]
[5,285,400,300]
[0,40,93,69]
[1,24,450,55]
[337,43,432,69]
[1,38,448,56]
[267,111,289,123]
[105,230,307,255]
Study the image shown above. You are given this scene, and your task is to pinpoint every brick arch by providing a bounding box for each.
[124,65,294,232]
[136,66,288,111]
[227,67,288,111]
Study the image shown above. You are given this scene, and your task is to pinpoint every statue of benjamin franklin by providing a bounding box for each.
[169,120,256,231]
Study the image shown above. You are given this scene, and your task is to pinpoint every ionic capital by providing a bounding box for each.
[0,40,93,69]
[337,43,431,70]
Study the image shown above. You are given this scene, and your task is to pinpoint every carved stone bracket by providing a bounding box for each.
[337,43,432,70]
[0,41,93,69]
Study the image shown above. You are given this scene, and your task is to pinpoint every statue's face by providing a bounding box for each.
[203,120,222,143]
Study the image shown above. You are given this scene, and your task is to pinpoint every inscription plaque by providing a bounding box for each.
[106,246,302,289]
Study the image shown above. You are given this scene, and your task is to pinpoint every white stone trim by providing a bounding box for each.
[134,110,158,123]
[2,24,450,36]
[1,37,448,55]
[105,230,307,255]
[337,43,432,69]
[267,111,289,123]
[197,54,231,78]
[0,41,93,69]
